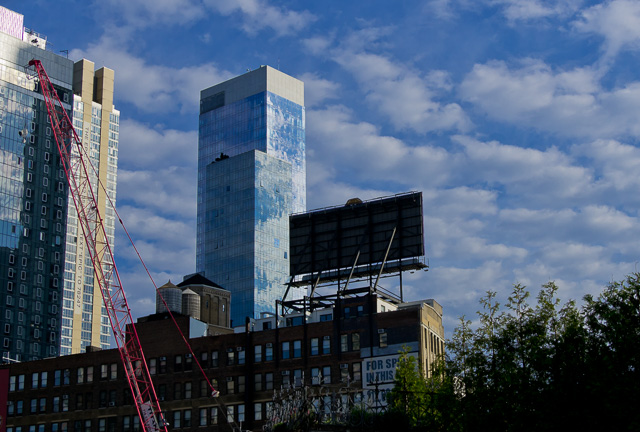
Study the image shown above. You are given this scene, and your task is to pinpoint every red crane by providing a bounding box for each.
[27,59,167,432]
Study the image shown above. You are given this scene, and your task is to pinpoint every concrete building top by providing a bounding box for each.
[201,65,304,107]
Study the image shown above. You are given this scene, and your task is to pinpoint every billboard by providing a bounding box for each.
[289,192,424,278]
[362,352,418,407]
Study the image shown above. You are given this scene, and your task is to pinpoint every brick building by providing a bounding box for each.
[0,290,444,432]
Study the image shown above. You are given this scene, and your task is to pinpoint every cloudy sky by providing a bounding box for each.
[9,0,640,335]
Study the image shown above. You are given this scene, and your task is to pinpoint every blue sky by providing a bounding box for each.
[7,0,640,335]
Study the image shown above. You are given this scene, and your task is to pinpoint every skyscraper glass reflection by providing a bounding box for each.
[197,66,305,324]
[0,8,71,360]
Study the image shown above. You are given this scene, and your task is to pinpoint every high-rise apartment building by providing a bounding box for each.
[0,7,71,361]
[197,66,306,324]
[60,60,118,355]
[0,7,118,359]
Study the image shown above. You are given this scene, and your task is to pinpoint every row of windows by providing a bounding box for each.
[9,364,117,391]
[4,402,265,432]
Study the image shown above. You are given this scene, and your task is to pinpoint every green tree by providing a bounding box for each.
[386,346,428,427]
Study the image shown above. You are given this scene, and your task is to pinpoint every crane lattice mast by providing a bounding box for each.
[27,59,167,432]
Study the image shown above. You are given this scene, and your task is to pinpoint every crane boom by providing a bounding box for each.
[27,59,167,432]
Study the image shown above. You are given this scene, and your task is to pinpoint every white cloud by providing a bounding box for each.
[119,120,197,169]
[303,28,470,134]
[459,59,640,139]
[574,0,640,58]
[573,139,640,192]
[204,0,316,37]
[117,167,196,219]
[99,0,205,27]
[297,73,340,108]
[426,0,581,22]
[306,105,455,189]
[495,0,582,22]
[70,35,232,114]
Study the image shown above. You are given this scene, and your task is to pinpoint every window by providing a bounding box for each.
[265,372,273,390]
[379,331,388,348]
[311,367,320,385]
[199,408,208,427]
[254,373,262,391]
[311,338,319,355]
[174,355,183,371]
[238,404,245,422]
[254,345,262,362]
[87,366,94,382]
[320,313,332,322]
[210,407,218,425]
[227,351,235,365]
[174,382,182,399]
[323,366,331,384]
[184,409,192,427]
[32,372,39,389]
[211,351,219,367]
[238,376,245,393]
[159,357,167,373]
[282,341,290,359]
[341,334,349,352]
[173,411,181,429]
[341,364,349,382]
[149,358,157,375]
[353,362,362,382]
[238,349,245,365]
[352,333,360,351]
[255,403,263,421]
[54,370,61,386]
[322,336,331,354]
[265,344,273,361]
[293,340,302,358]
[110,363,117,380]
[294,369,303,387]
[184,382,192,399]
[226,378,235,394]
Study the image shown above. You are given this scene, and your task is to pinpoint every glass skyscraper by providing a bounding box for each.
[0,7,71,361]
[0,7,118,359]
[197,66,306,325]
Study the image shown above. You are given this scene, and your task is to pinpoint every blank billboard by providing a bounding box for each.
[289,192,424,277]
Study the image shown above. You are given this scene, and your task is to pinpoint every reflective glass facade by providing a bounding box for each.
[197,67,305,324]
[0,29,72,361]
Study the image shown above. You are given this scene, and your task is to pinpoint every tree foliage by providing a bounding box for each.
[390,274,640,431]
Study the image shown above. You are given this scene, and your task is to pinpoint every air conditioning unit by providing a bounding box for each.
[185,353,192,359]
[281,371,289,376]
[377,329,385,334]
[160,357,166,361]
[340,364,349,369]
[236,347,243,351]
[108,402,116,407]
[226,377,233,382]
[266,343,273,348]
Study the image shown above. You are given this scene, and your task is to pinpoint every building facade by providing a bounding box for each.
[0,7,72,361]
[0,292,445,432]
[197,66,306,325]
[60,60,118,355]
